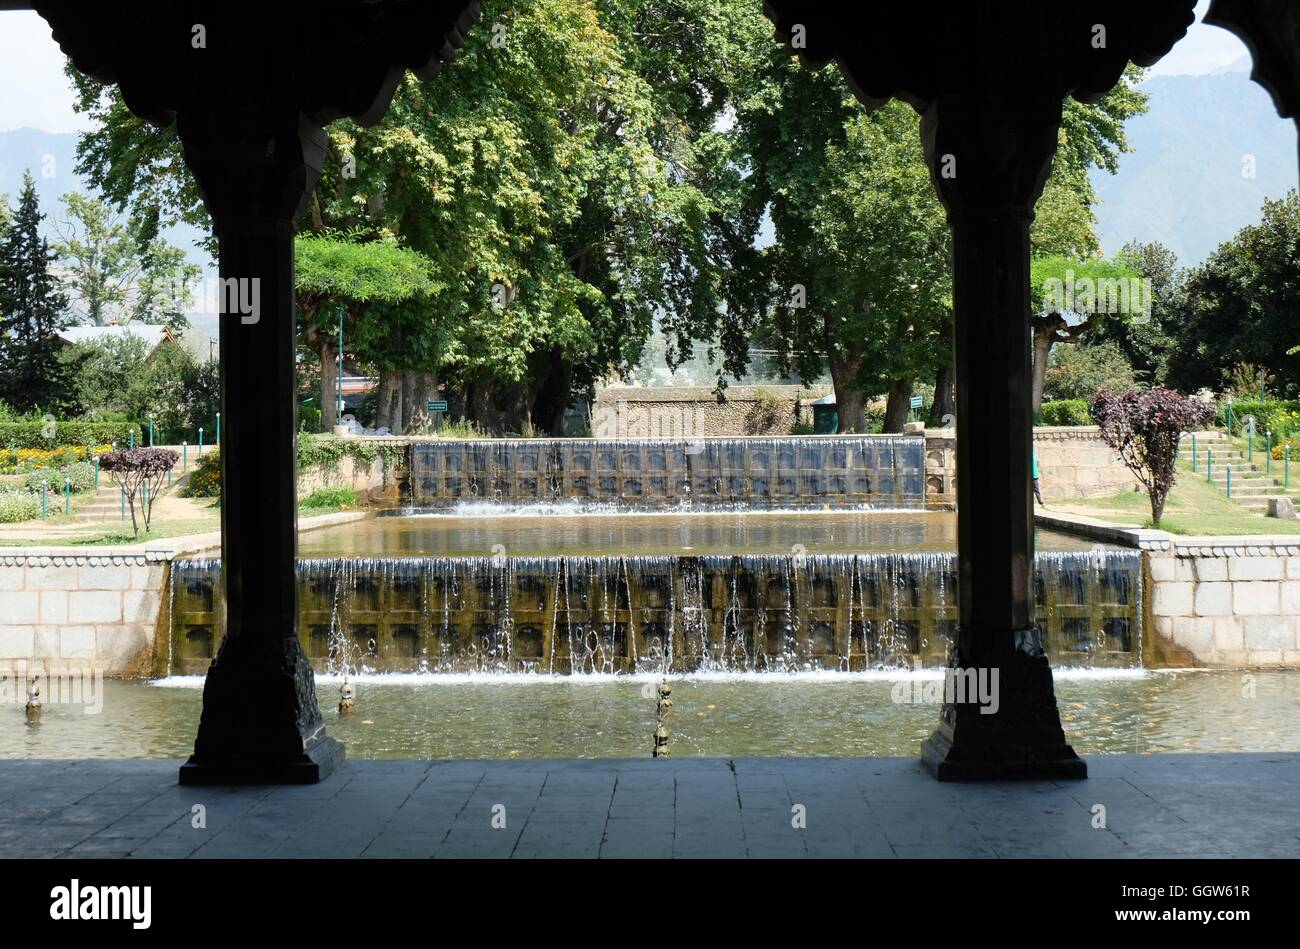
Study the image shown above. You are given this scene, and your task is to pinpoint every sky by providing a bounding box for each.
[0,1,1260,133]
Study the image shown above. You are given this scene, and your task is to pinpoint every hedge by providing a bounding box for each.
[1039,400,1093,427]
[1215,400,1300,439]
[0,420,143,450]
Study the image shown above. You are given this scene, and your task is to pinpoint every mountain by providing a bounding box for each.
[1090,67,1298,267]
[0,126,217,335]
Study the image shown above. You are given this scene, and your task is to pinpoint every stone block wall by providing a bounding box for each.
[0,552,165,676]
[1033,426,1139,501]
[592,385,830,437]
[1149,541,1300,666]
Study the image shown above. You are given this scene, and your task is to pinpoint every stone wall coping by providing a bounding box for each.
[1037,511,1300,557]
[0,511,369,566]
[1032,425,1106,439]
[1034,512,1172,550]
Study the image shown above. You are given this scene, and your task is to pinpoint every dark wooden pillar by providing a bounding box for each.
[178,113,340,784]
[919,96,1085,779]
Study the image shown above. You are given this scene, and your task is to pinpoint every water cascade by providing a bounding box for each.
[164,549,1142,676]
[406,436,929,510]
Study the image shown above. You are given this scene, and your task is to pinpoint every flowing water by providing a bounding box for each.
[166,514,1141,676]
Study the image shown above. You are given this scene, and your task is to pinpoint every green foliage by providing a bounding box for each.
[0,173,70,411]
[1090,240,1180,385]
[1216,400,1300,439]
[300,487,359,510]
[1043,341,1138,402]
[0,420,140,450]
[0,491,41,523]
[1039,400,1093,427]
[296,435,381,483]
[56,334,210,441]
[51,192,198,328]
[1169,191,1300,398]
[26,461,96,494]
[182,447,221,498]
[435,419,489,440]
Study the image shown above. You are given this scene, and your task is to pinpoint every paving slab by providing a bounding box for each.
[1,753,1298,858]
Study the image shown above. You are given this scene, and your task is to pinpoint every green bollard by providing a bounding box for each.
[1286,446,1291,488]
[183,441,188,472]
[1266,431,1272,474]
[1191,434,1197,471]
[1227,466,1232,498]
[1207,449,1213,483]
[149,414,154,448]
[41,481,47,519]
[129,428,134,450]
[216,412,221,446]
[198,427,204,456]
[94,456,100,490]
[64,478,70,516]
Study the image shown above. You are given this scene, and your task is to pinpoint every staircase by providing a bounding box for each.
[1179,431,1299,513]
[73,470,188,523]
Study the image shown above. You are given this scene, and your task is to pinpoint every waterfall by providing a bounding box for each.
[407,436,928,510]
[166,548,1142,675]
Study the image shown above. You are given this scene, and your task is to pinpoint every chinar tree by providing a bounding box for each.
[734,47,1147,433]
[67,0,771,435]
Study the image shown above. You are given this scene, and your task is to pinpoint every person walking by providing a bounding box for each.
[1032,449,1043,506]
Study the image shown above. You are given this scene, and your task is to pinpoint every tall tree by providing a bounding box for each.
[0,173,70,412]
[1168,191,1300,399]
[52,193,198,328]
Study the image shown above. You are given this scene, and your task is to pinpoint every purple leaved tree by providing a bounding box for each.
[1090,389,1214,528]
[98,448,180,537]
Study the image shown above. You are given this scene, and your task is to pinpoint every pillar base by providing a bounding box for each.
[922,726,1086,781]
[920,626,1087,781]
[179,736,345,786]
[179,635,344,785]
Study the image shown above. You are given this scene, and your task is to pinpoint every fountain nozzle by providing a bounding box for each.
[338,679,356,716]
[25,681,41,724]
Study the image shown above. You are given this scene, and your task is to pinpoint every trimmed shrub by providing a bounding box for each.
[25,461,97,495]
[183,447,221,498]
[0,420,141,451]
[0,491,41,523]
[1092,388,1215,527]
[301,487,358,510]
[1039,400,1092,427]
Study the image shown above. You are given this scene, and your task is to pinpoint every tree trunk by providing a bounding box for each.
[374,371,400,433]
[929,316,956,427]
[1150,490,1166,529]
[827,349,866,433]
[1030,318,1054,419]
[883,379,914,433]
[404,371,438,434]
[319,338,338,431]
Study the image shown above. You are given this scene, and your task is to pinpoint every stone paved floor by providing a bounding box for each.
[1,754,1298,859]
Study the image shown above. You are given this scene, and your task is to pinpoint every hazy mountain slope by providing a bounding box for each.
[1090,67,1297,267]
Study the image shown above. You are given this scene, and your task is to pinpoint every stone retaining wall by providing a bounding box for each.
[1033,426,1139,501]
[0,552,166,677]
[1149,539,1300,667]
[592,385,830,437]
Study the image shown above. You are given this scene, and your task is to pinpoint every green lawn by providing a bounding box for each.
[1054,459,1300,535]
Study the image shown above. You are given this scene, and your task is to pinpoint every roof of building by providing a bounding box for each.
[56,324,177,350]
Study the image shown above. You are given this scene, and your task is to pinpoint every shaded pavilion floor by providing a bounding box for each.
[1,754,1297,859]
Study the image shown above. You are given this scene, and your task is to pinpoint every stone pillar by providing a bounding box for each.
[920,96,1086,780]
[178,110,343,785]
